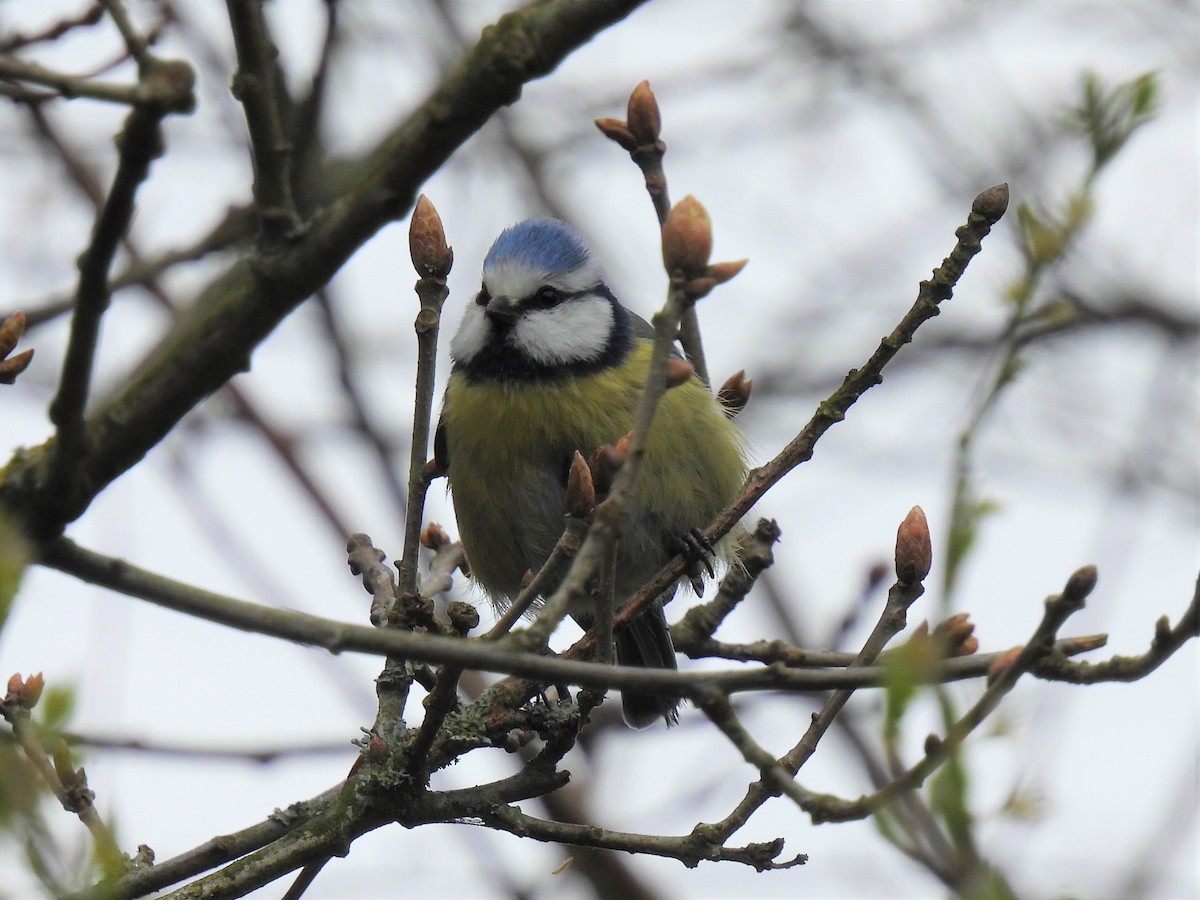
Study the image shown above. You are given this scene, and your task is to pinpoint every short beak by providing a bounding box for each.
[484,296,521,328]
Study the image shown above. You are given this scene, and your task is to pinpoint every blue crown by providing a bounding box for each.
[483,218,592,274]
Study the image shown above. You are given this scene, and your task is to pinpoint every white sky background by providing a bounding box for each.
[1,1,1197,898]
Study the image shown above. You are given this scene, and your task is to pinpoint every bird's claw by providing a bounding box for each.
[675,527,716,594]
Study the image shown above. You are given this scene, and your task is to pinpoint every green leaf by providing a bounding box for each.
[36,685,76,735]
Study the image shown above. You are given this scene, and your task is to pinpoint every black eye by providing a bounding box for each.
[475,285,491,306]
[533,286,562,309]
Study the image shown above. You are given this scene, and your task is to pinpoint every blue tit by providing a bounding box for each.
[435,218,747,728]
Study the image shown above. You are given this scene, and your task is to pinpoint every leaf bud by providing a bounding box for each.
[1062,564,1098,606]
[566,451,596,517]
[0,310,27,357]
[626,80,662,144]
[894,506,932,585]
[987,645,1023,685]
[594,116,637,152]
[408,194,453,278]
[0,348,34,384]
[662,195,712,278]
[664,357,695,388]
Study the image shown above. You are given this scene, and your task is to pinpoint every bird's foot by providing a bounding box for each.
[674,527,716,594]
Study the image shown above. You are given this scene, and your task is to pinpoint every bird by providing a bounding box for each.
[435,218,747,728]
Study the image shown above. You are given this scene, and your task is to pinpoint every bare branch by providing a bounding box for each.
[225,0,303,242]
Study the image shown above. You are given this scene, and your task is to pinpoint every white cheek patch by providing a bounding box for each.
[512,295,614,366]
[449,303,490,364]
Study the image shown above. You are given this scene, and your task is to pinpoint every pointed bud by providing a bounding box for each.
[0,348,33,384]
[933,612,977,657]
[4,672,44,709]
[895,506,932,585]
[420,522,451,550]
[987,645,1023,685]
[519,568,534,589]
[425,456,448,479]
[0,310,27,357]
[1061,634,1107,654]
[664,357,695,388]
[705,259,748,285]
[588,435,629,498]
[594,117,637,152]
[716,369,753,415]
[566,451,596,517]
[0,311,32,385]
[626,80,662,144]
[662,195,712,278]
[409,194,453,278]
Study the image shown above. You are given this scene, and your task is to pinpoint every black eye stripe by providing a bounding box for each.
[524,285,598,310]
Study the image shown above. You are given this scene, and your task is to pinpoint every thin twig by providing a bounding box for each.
[807,566,1099,823]
[99,0,152,70]
[2,700,123,869]
[37,539,1143,701]
[225,0,302,243]
[45,101,168,513]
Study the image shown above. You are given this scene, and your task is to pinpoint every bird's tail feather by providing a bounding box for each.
[615,602,680,728]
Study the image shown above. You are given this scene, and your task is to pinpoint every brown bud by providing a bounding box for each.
[716,369,753,415]
[894,506,932,585]
[519,568,534,589]
[4,672,43,709]
[588,435,629,499]
[1062,564,1098,605]
[566,451,596,517]
[924,733,943,757]
[662,195,712,277]
[664,357,695,388]
[594,116,637,152]
[626,80,662,144]
[0,310,27,357]
[932,612,977,657]
[424,456,448,479]
[705,259,748,285]
[420,522,451,550]
[0,311,32,384]
[408,194,453,278]
[987,645,1023,685]
[446,600,480,635]
[0,348,34,384]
